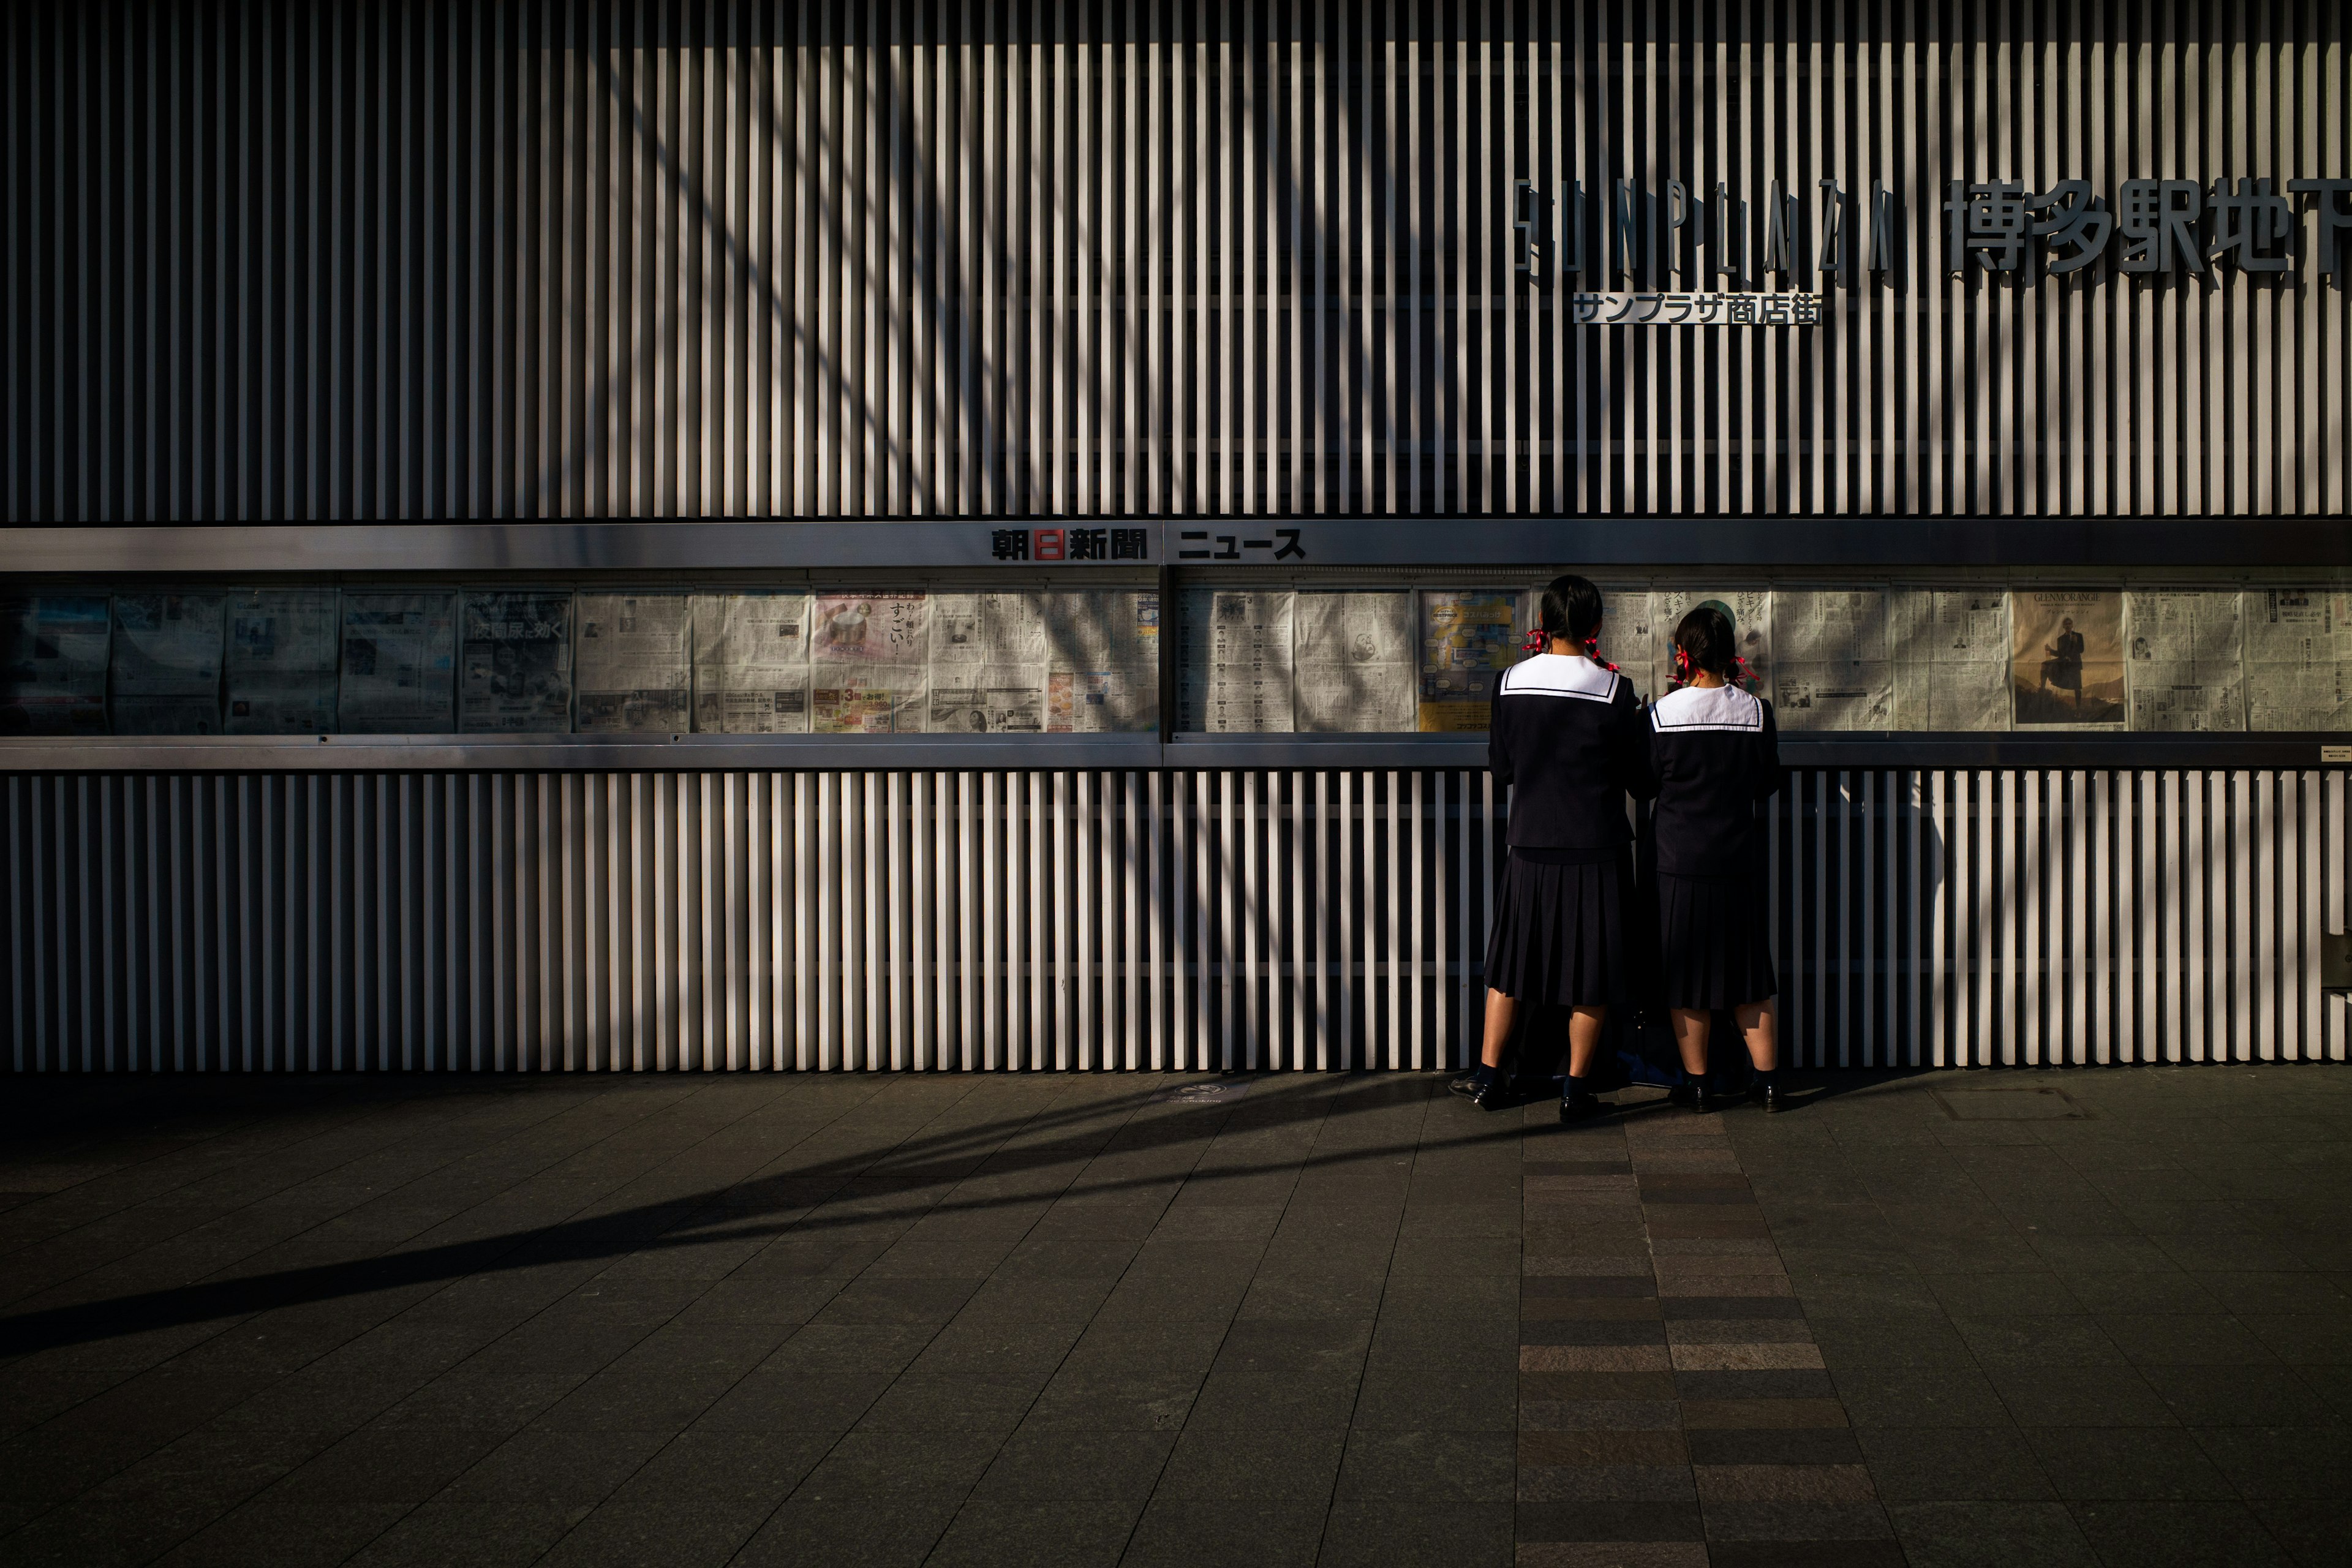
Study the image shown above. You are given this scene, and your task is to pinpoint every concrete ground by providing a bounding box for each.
[0,1068,2346,1568]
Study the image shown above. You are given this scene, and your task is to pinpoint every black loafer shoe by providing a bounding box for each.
[1473,1079,1516,1112]
[1668,1083,1699,1107]
[1754,1082,1785,1113]
[1447,1073,1485,1100]
[1558,1094,1608,1124]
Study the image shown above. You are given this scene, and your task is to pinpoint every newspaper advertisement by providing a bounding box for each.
[337,592,456,733]
[575,593,691,733]
[930,668,1045,733]
[2125,591,2245,732]
[2244,588,2352,731]
[1294,590,1415,732]
[691,592,810,733]
[1,594,110,735]
[1178,590,1295,733]
[1418,589,1523,732]
[110,592,227,734]
[2012,589,2124,728]
[1595,581,1659,700]
[1044,590,1159,733]
[225,589,339,734]
[459,590,573,733]
[1890,589,2011,730]
[810,592,927,732]
[1773,589,1891,730]
[1648,587,1773,703]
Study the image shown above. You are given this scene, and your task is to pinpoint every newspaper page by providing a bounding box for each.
[1890,588,2011,730]
[110,592,227,734]
[225,588,339,734]
[1295,590,1415,732]
[459,590,574,733]
[930,592,1046,732]
[1043,590,1159,733]
[1418,589,1523,731]
[1596,581,1659,700]
[810,592,926,732]
[1648,587,1773,703]
[691,592,810,733]
[339,592,457,733]
[2245,587,2352,731]
[1773,588,1893,730]
[1178,590,1295,733]
[1,594,110,735]
[2125,590,2245,732]
[575,592,691,733]
[2011,589,2124,728]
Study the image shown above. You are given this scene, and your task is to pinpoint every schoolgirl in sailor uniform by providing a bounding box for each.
[1646,603,1787,1111]
[1452,575,1648,1120]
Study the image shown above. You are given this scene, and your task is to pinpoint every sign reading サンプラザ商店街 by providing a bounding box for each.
[1509,175,2352,317]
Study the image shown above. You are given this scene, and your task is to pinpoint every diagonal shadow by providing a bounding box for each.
[0,1073,1540,1355]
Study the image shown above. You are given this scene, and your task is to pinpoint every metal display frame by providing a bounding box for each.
[7,520,2352,772]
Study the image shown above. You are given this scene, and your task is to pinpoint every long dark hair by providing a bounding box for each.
[1672,603,1739,683]
[1536,574,1605,647]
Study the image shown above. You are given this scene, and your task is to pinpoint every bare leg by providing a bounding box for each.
[1566,1006,1608,1079]
[1480,988,1518,1070]
[1669,1007,1711,1079]
[1734,997,1778,1071]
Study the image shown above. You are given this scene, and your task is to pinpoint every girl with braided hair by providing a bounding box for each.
[1646,603,1787,1111]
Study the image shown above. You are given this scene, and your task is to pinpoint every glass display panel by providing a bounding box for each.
[2244,589,2352,732]
[810,592,926,732]
[1648,587,1773,703]
[575,592,691,733]
[1772,587,1894,730]
[110,592,226,734]
[1041,590,1159,733]
[1295,591,1415,733]
[692,592,811,733]
[1417,590,1522,731]
[1890,589,2011,730]
[2011,590,2124,728]
[227,588,339,734]
[2124,591,2245,732]
[459,591,573,733]
[1,594,109,735]
[339,592,458,733]
[1178,590,1295,733]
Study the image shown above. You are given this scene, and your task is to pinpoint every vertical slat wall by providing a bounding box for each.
[5,767,2345,1072]
[4,1,2346,522]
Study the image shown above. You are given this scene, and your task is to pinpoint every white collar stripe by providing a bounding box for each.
[1652,684,1763,732]
[1500,655,1619,703]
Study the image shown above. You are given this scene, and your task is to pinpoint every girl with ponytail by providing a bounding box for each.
[1455,573,1649,1120]
[1645,604,1787,1111]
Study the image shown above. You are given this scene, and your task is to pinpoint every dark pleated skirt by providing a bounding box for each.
[1655,870,1778,1010]
[1483,851,1633,1008]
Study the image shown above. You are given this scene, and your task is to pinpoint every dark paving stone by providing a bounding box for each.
[532,1430,832,1568]
[2023,1427,2236,1501]
[1335,1428,1513,1501]
[1853,1426,2056,1501]
[2065,1499,2295,1567]
[1886,1500,2100,1567]
[1318,1499,1513,1567]
[1686,1426,1864,1466]
[1351,1365,1517,1431]
[971,1427,1174,1501]
[2189,1426,2352,1502]
[1118,1496,1327,1568]
[921,1498,1140,1568]
[1152,1423,1346,1500]
[2142,1365,2340,1428]
[1516,1500,1707,1541]
[2246,1498,2352,1568]
[1989,1365,2180,1429]
[728,1489,962,1568]
[1831,1365,2015,1428]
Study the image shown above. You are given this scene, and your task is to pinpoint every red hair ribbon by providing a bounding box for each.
[1523,627,1546,654]
[1584,634,1619,674]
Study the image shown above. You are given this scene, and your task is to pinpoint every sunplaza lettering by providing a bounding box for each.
[1510,175,2352,313]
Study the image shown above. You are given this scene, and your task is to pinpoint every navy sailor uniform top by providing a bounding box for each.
[1487,653,1649,860]
[1646,682,1785,878]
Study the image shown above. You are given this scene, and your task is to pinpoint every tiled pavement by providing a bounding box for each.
[0,1068,2347,1566]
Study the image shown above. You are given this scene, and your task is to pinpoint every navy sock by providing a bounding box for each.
[1469,1063,1499,1089]
[1752,1068,1778,1088]
[1562,1072,1589,1101]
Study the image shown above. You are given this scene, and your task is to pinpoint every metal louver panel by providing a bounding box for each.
[4,2,2345,522]
[6,768,2344,1072]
